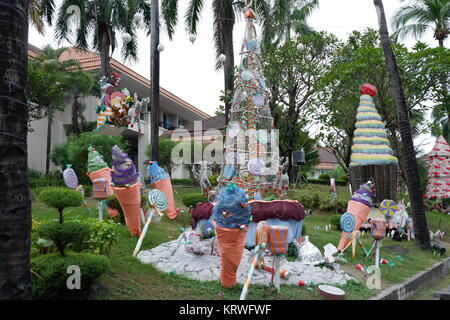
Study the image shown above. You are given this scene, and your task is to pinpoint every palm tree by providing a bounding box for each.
[262,0,319,46]
[374,0,431,250]
[28,46,92,173]
[54,0,152,80]
[0,0,32,299]
[29,0,55,35]
[161,0,270,124]
[392,0,450,48]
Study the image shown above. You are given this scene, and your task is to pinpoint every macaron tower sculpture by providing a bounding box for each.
[87,146,113,196]
[337,181,375,251]
[111,145,141,236]
[212,183,251,288]
[423,136,450,200]
[218,4,278,200]
[348,83,398,204]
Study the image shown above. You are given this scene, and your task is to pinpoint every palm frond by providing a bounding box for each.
[185,0,205,34]
[162,0,179,40]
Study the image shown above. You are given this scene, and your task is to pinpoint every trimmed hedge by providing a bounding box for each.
[36,222,90,256]
[171,179,198,186]
[30,179,65,188]
[306,178,347,186]
[31,252,110,299]
[182,193,209,207]
[329,214,343,230]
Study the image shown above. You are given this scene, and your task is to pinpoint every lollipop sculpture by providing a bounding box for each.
[133,189,168,257]
[63,164,91,211]
[147,161,180,220]
[111,145,142,236]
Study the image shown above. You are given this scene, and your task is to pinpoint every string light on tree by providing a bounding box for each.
[218,54,226,62]
[134,12,144,24]
[189,33,197,43]
[157,43,165,52]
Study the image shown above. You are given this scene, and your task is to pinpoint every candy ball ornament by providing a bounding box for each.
[122,32,132,44]
[360,83,378,96]
[189,33,197,43]
[134,12,144,24]
[218,54,226,62]
[157,44,165,52]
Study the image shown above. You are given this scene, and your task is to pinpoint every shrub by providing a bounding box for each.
[38,187,83,223]
[65,132,128,183]
[329,214,343,230]
[182,193,208,207]
[292,189,347,213]
[74,218,120,256]
[208,174,219,186]
[29,168,45,179]
[171,179,198,186]
[45,170,63,180]
[36,222,90,256]
[339,175,348,182]
[318,173,331,181]
[31,252,110,300]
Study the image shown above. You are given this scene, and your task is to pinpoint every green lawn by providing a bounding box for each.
[31,185,450,300]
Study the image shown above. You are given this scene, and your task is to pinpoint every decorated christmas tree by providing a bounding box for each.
[424,136,450,199]
[348,83,398,204]
[219,6,278,201]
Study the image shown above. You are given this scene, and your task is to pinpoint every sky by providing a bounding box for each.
[28,0,446,154]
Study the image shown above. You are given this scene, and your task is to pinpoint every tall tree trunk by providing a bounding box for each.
[45,104,53,174]
[99,28,111,80]
[71,96,81,135]
[222,2,235,126]
[0,0,32,299]
[150,0,160,161]
[374,0,431,250]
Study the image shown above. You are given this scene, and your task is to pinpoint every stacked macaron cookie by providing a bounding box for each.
[350,83,398,167]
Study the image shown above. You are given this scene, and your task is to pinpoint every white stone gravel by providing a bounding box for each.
[137,233,356,287]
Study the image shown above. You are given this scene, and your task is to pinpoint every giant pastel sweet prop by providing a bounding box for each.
[63,165,78,189]
[424,135,450,199]
[212,184,251,288]
[87,146,114,196]
[96,73,147,132]
[348,83,398,204]
[111,145,141,236]
[147,161,179,220]
[337,181,374,251]
[268,225,289,255]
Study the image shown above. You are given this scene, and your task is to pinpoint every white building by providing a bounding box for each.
[27,44,210,177]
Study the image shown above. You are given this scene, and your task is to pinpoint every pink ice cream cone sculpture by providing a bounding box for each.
[147,161,180,220]
[111,145,142,236]
[337,181,375,251]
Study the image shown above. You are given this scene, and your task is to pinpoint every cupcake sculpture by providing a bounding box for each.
[87,146,114,196]
[111,145,141,236]
[212,184,252,288]
[337,181,375,251]
[348,83,398,204]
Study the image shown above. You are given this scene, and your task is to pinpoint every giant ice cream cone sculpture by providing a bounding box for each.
[147,161,179,220]
[338,181,375,251]
[212,184,252,288]
[348,83,398,204]
[87,146,114,196]
[111,145,141,236]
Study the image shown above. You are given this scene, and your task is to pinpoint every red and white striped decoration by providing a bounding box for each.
[424,136,450,199]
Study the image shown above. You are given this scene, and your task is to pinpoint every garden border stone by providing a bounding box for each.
[370,256,450,300]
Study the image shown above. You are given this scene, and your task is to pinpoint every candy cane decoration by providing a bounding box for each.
[240,243,266,300]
